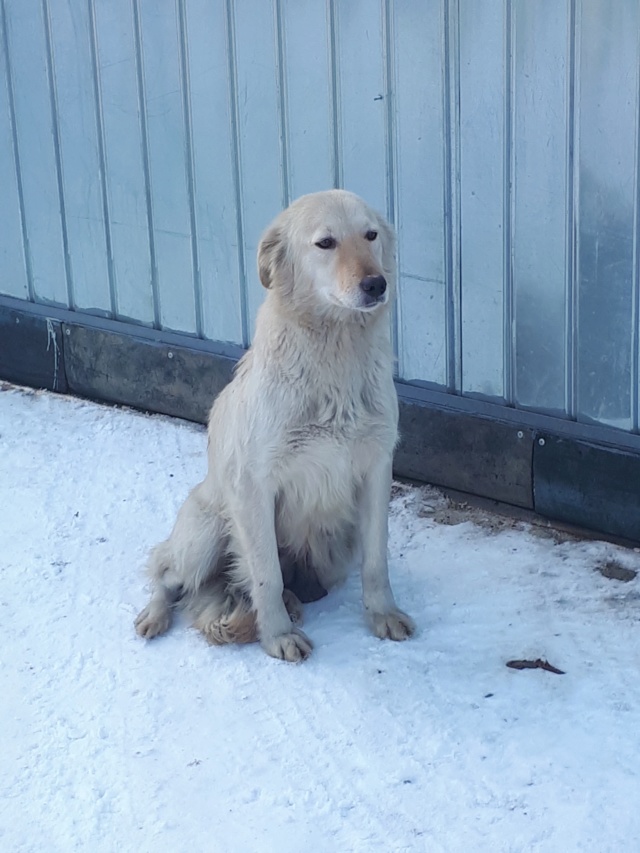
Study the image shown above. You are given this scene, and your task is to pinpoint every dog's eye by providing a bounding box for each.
[365,230,378,241]
[315,237,336,250]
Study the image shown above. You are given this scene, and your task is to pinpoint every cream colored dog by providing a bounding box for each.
[135,190,415,661]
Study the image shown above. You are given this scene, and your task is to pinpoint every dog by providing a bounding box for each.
[134,189,415,661]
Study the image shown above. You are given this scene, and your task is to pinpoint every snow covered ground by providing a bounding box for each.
[2,383,640,853]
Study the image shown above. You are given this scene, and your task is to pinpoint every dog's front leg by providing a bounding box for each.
[358,456,415,640]
[233,487,313,662]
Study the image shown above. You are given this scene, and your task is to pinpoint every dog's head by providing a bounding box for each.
[257,190,395,317]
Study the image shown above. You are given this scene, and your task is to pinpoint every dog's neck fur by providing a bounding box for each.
[254,290,393,372]
[238,292,395,430]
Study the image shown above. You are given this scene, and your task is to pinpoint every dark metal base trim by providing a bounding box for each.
[2,299,638,542]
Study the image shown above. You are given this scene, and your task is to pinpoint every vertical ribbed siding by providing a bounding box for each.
[47,1,113,315]
[458,2,509,399]
[224,0,249,348]
[87,0,117,318]
[503,0,514,406]
[574,1,638,430]
[565,0,578,421]
[0,1,639,434]
[633,16,640,432]
[137,1,197,334]
[0,0,32,301]
[512,1,570,415]
[444,0,461,394]
[327,0,342,190]
[131,0,160,329]
[41,0,73,309]
[231,1,284,334]
[177,0,203,339]
[382,0,400,370]
[4,1,81,304]
[92,0,155,326]
[184,0,244,345]
[392,1,448,387]
[273,0,290,210]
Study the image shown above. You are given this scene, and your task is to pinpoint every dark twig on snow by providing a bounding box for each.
[506,658,565,675]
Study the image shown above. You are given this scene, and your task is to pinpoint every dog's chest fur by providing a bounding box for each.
[255,312,397,500]
[209,300,397,527]
[274,313,393,424]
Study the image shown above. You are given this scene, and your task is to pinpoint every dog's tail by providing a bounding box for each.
[187,583,258,645]
[187,583,304,646]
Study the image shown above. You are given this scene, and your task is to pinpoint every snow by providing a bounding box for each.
[2,383,640,853]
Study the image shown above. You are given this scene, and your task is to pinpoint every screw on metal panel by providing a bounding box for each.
[538,438,545,446]
[517,431,524,439]
[167,351,173,359]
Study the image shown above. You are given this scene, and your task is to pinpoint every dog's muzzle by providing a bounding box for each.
[359,275,387,307]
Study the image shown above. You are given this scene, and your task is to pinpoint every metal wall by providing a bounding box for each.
[1,1,639,433]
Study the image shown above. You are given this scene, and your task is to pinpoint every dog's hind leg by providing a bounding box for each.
[134,482,226,639]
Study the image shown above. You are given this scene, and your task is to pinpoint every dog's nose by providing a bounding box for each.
[359,275,387,301]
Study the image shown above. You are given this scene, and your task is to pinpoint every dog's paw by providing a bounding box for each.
[134,605,171,640]
[261,628,313,662]
[370,609,415,641]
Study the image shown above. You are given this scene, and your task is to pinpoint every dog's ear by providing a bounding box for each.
[257,225,287,289]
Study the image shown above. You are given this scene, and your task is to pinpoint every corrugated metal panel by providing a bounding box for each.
[393,0,450,388]
[0,1,28,300]
[458,1,508,400]
[511,0,570,415]
[231,0,284,335]
[574,0,639,431]
[92,0,155,326]
[50,0,116,315]
[280,0,334,199]
[1,0,640,435]
[334,1,388,214]
[2,0,69,305]
[184,0,244,345]
[136,0,197,334]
